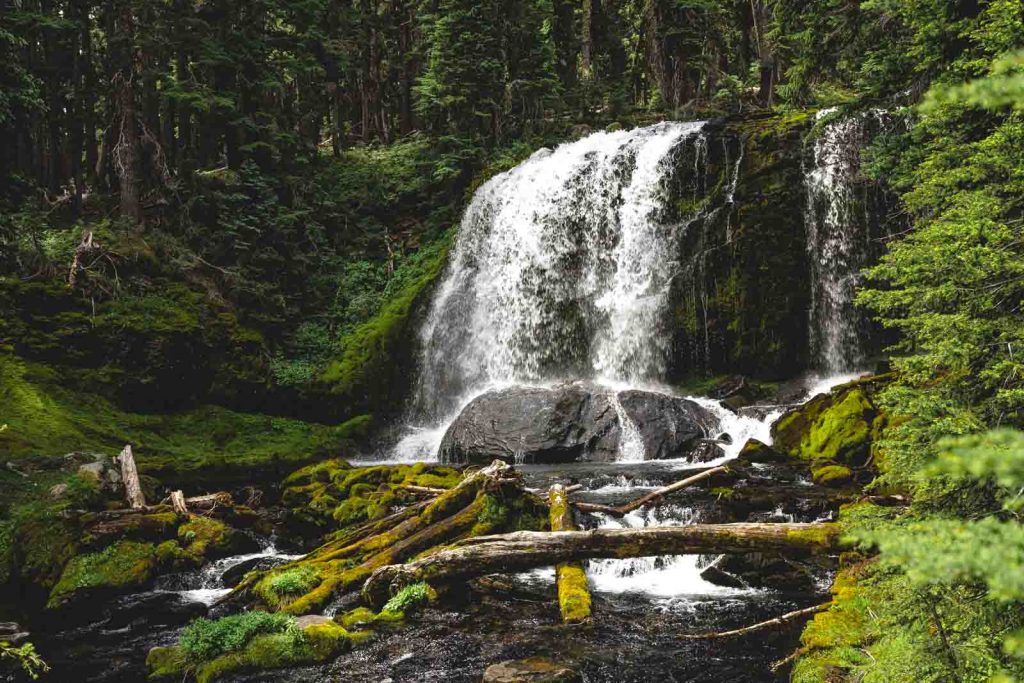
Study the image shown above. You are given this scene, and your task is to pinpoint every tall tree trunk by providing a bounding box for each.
[113,0,142,225]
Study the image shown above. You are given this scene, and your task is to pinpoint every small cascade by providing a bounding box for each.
[805,108,888,374]
[154,541,303,605]
[608,391,646,463]
[587,505,744,598]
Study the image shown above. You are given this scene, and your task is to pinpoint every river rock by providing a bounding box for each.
[482,657,580,683]
[438,384,717,465]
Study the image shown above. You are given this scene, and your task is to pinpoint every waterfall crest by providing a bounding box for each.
[405,123,707,436]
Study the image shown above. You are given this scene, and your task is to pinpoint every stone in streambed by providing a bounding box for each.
[439,383,717,465]
[482,657,580,683]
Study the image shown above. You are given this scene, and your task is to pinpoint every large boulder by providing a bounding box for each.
[438,383,717,465]
[770,384,884,466]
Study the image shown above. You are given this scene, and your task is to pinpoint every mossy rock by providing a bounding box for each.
[811,465,853,487]
[771,387,880,465]
[48,540,158,608]
[736,438,786,463]
[148,618,361,683]
[177,516,240,563]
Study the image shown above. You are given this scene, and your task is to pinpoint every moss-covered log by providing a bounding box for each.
[363,523,842,608]
[548,485,591,624]
[230,460,531,615]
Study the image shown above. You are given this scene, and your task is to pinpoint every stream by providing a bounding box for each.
[21,375,848,682]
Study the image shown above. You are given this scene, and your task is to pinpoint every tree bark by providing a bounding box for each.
[116,444,146,509]
[363,522,841,608]
[550,485,591,623]
[170,490,188,515]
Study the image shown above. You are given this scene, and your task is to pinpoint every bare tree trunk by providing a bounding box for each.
[112,0,142,225]
[116,444,146,509]
[363,523,841,608]
[170,490,188,515]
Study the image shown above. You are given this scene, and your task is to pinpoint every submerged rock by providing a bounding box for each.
[438,384,717,465]
[482,657,580,683]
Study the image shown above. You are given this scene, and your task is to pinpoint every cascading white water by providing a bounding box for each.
[395,122,710,460]
[805,108,885,374]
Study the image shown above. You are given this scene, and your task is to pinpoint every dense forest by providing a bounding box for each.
[2,0,1024,681]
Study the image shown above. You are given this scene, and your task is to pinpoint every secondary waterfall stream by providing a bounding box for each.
[805,108,889,373]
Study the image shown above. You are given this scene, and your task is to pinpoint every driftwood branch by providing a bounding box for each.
[679,602,830,640]
[363,522,840,608]
[572,466,727,517]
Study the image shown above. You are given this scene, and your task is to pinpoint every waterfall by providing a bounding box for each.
[804,108,885,374]
[395,122,710,460]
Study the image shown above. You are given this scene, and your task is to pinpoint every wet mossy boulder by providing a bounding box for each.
[771,386,884,466]
[811,464,854,487]
[147,611,367,682]
[281,459,461,535]
[47,540,159,608]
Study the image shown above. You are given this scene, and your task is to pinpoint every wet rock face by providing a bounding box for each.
[438,384,717,465]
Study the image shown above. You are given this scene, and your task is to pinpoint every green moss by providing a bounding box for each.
[556,564,592,623]
[255,566,322,609]
[177,516,235,563]
[321,232,452,413]
[772,387,879,465]
[152,612,360,682]
[0,352,360,480]
[786,523,842,550]
[812,465,854,487]
[48,540,157,608]
[282,462,461,532]
[381,581,435,615]
[145,646,188,679]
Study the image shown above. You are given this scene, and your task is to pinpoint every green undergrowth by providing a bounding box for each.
[381,581,435,614]
[0,352,365,479]
[320,231,453,416]
[148,612,367,682]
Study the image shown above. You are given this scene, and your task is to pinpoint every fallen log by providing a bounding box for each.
[228,460,521,614]
[572,466,726,517]
[679,602,830,639]
[116,444,146,509]
[86,492,234,520]
[549,485,591,624]
[363,522,841,608]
